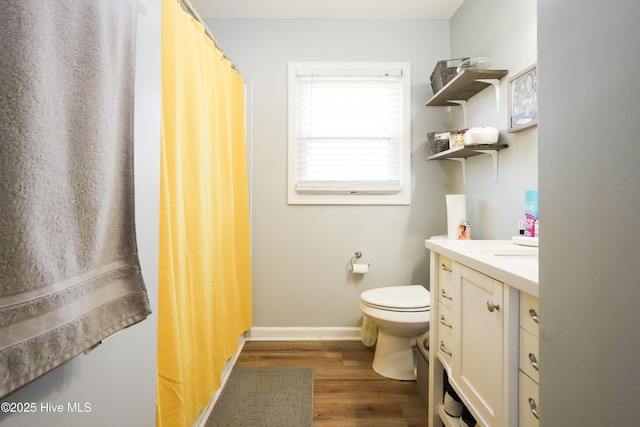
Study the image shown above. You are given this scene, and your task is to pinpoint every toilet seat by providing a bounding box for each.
[360,285,430,312]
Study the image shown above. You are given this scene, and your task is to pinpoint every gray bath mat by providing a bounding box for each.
[205,366,314,427]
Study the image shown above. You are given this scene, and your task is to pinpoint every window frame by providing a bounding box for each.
[287,61,411,205]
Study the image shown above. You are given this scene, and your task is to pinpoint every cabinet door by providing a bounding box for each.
[453,263,504,427]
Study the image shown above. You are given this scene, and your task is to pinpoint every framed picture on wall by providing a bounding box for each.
[508,64,538,132]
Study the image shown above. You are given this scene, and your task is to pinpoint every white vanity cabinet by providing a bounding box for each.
[426,239,537,427]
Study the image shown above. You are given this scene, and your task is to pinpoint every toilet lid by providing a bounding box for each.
[360,285,430,310]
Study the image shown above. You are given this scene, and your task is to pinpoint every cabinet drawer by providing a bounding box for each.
[520,292,539,337]
[519,328,540,383]
[519,371,540,427]
[437,302,453,368]
[438,255,454,310]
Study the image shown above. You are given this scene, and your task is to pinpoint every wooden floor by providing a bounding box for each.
[235,340,428,426]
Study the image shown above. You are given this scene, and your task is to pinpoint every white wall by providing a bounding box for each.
[0,1,161,426]
[449,0,538,239]
[207,19,452,327]
[538,1,640,424]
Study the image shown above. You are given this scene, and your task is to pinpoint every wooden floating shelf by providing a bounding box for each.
[426,143,508,160]
[427,143,509,184]
[425,69,509,107]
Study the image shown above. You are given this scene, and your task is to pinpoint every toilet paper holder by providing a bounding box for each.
[350,251,370,268]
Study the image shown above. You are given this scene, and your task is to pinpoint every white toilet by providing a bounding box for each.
[360,285,430,380]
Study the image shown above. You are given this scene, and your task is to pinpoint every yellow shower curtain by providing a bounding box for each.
[157,1,252,426]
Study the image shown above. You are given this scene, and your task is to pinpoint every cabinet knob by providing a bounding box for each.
[440,315,453,329]
[529,398,540,420]
[440,263,452,272]
[440,289,452,300]
[439,341,452,357]
[529,308,539,324]
[529,353,540,371]
[486,300,500,312]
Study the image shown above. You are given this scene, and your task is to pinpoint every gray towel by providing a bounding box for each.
[0,0,151,397]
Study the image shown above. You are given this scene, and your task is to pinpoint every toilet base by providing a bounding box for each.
[371,330,417,380]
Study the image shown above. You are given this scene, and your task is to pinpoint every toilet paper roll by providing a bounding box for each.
[443,392,464,417]
[352,263,369,274]
[446,194,467,240]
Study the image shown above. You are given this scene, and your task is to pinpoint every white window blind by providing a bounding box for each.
[288,62,411,205]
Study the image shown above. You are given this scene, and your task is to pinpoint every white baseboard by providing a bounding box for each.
[246,326,361,341]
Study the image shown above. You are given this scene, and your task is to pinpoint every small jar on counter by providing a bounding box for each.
[458,221,471,240]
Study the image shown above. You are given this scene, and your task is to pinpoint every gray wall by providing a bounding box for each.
[538,1,640,425]
[449,0,538,239]
[4,1,638,426]
[0,1,161,426]
[207,19,453,328]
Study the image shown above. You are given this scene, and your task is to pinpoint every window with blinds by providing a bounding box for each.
[288,62,411,205]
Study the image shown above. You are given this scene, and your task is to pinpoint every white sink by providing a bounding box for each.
[480,246,539,257]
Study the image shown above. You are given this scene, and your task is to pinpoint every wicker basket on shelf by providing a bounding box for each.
[429,58,469,94]
[427,131,453,155]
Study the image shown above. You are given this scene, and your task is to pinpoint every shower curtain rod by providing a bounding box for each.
[179,0,239,72]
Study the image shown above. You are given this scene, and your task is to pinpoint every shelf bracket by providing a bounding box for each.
[473,149,499,183]
[448,100,468,128]
[475,79,501,112]
[447,158,466,184]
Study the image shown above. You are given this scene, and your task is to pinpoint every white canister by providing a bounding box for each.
[446,194,467,240]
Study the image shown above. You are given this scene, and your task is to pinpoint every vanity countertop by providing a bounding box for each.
[425,238,539,297]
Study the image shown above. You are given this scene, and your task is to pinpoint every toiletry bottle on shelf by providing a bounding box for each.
[524,190,538,237]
